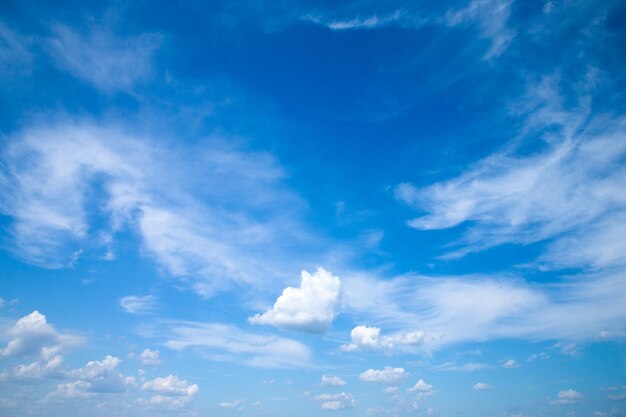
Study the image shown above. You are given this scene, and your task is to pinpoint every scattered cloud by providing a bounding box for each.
[249,268,341,333]
[340,325,424,352]
[502,359,520,369]
[141,374,198,408]
[0,23,33,76]
[552,389,583,405]
[473,382,491,390]
[443,0,516,58]
[219,399,243,408]
[305,10,403,31]
[163,321,311,368]
[46,24,162,92]
[321,374,346,387]
[314,392,357,410]
[359,366,407,384]
[120,295,158,315]
[607,386,626,401]
[432,361,490,372]
[138,349,162,366]
[408,379,435,398]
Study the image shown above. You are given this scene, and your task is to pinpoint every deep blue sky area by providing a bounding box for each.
[1,1,626,416]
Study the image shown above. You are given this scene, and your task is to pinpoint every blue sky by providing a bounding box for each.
[1,0,625,416]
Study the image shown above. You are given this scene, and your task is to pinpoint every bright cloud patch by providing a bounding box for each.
[359,366,407,384]
[551,389,583,405]
[248,268,341,333]
[341,325,424,352]
[473,382,491,390]
[141,375,199,408]
[314,392,357,410]
[321,374,346,386]
[139,349,162,365]
[119,295,157,315]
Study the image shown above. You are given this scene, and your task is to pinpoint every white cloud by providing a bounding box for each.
[341,325,424,352]
[551,389,583,405]
[432,361,490,372]
[0,121,316,297]
[321,374,346,386]
[163,321,311,368]
[408,379,435,398]
[67,355,135,393]
[47,25,161,92]
[120,295,157,315]
[305,11,402,31]
[141,375,198,409]
[359,366,407,384]
[443,0,516,59]
[314,392,357,410]
[502,359,520,369]
[0,311,81,358]
[139,349,162,366]
[249,268,341,333]
[473,382,491,390]
[219,399,243,408]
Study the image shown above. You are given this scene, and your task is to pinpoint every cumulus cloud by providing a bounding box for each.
[359,366,407,384]
[408,379,435,398]
[120,295,158,315]
[249,268,341,333]
[141,375,198,408]
[314,392,357,410]
[473,382,491,390]
[551,389,583,405]
[138,349,162,365]
[321,374,346,386]
[67,355,135,393]
[0,311,81,358]
[163,321,311,368]
[341,325,424,352]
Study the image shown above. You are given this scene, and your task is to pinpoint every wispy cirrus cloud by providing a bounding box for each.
[46,24,162,93]
[162,321,312,368]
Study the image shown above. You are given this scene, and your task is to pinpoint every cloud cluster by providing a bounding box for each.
[314,392,357,410]
[359,366,407,384]
[141,375,199,408]
[321,374,346,386]
[341,325,424,352]
[407,379,435,398]
[551,389,583,405]
[249,268,341,333]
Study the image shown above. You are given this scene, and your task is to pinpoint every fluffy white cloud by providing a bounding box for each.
[408,379,434,394]
[138,349,162,366]
[140,375,198,409]
[551,389,583,405]
[321,374,346,386]
[502,359,520,369]
[67,355,135,393]
[314,392,357,410]
[341,325,424,352]
[249,268,341,333]
[359,366,407,384]
[473,382,491,390]
[164,321,311,368]
[0,311,81,358]
[120,295,158,315]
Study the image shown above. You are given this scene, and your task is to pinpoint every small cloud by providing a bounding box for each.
[304,11,402,31]
[141,374,199,408]
[314,392,357,410]
[321,374,346,386]
[139,349,162,366]
[432,361,490,372]
[119,295,157,315]
[527,352,550,361]
[551,389,583,405]
[340,325,424,352]
[408,379,435,398]
[249,268,341,333]
[359,366,407,384]
[473,382,491,390]
[607,386,626,401]
[219,399,243,408]
[502,359,520,369]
